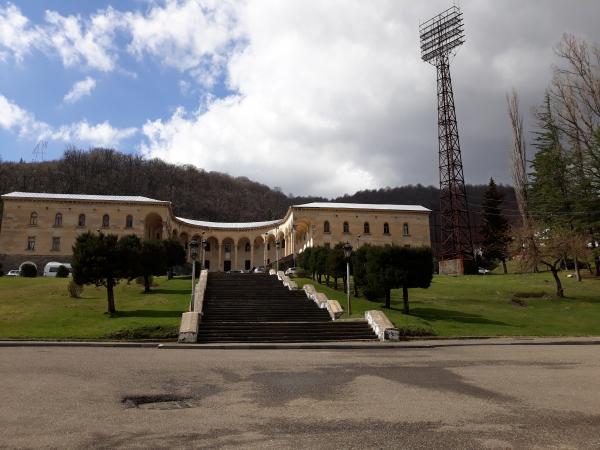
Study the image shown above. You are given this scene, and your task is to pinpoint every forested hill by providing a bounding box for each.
[0,149,517,239]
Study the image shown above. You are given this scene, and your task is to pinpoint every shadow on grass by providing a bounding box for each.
[410,307,509,326]
[111,310,184,318]
[143,288,190,295]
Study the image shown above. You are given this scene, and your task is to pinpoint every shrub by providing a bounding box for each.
[20,263,37,277]
[363,286,385,302]
[56,265,70,278]
[68,280,83,298]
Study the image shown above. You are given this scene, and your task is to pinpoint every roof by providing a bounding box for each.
[1,192,170,204]
[176,217,281,230]
[293,202,431,212]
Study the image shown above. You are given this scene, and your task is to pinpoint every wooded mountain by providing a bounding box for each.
[0,148,517,246]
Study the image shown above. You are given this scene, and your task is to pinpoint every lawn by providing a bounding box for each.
[0,276,190,340]
[294,272,600,337]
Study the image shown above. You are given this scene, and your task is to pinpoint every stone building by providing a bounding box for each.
[0,192,431,273]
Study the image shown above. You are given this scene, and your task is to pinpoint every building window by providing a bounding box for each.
[324,221,330,233]
[102,214,110,228]
[224,243,231,253]
[53,213,63,227]
[52,237,60,251]
[363,222,370,234]
[205,242,211,252]
[78,214,86,227]
[125,215,133,228]
[29,212,38,226]
[403,223,410,236]
[27,236,35,251]
[383,222,390,235]
[245,242,251,252]
[267,243,270,250]
[343,222,349,233]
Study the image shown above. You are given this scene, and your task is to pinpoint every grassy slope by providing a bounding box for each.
[0,276,190,339]
[294,273,600,337]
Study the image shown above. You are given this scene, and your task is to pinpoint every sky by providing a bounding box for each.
[0,0,598,197]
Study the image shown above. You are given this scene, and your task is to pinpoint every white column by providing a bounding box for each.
[217,243,222,272]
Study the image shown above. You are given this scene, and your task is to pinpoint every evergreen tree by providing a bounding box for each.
[140,240,168,293]
[480,178,511,273]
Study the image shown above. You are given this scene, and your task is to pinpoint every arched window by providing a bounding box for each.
[102,214,110,228]
[54,213,62,227]
[29,212,38,226]
[78,214,86,227]
[245,242,251,252]
[343,222,349,233]
[324,221,330,233]
[403,223,410,236]
[383,222,390,235]
[125,215,133,228]
[363,222,370,234]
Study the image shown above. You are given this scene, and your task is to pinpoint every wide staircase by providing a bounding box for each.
[197,273,378,343]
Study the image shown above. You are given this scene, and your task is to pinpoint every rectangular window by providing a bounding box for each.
[52,237,60,251]
[27,236,35,251]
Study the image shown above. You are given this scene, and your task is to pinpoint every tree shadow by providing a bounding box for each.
[111,310,184,318]
[409,307,510,326]
[144,289,190,295]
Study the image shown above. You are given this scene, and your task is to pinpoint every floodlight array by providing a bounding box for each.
[419,6,465,63]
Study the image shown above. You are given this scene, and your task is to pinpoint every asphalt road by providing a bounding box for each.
[1,345,600,449]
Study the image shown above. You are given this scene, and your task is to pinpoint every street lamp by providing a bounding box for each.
[275,240,281,273]
[343,241,353,316]
[189,239,199,312]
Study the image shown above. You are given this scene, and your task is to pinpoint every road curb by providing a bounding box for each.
[2,337,600,349]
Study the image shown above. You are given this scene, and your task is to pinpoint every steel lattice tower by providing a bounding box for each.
[420,6,473,265]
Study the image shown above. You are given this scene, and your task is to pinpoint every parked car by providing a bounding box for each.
[227,269,245,274]
[478,267,491,275]
[6,269,20,277]
[43,262,72,277]
[253,266,266,273]
[284,267,297,276]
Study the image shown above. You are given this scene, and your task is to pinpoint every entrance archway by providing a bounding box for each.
[144,213,163,240]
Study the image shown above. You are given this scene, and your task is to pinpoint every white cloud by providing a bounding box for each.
[124,0,240,85]
[44,7,121,72]
[0,94,135,147]
[51,120,136,146]
[0,3,43,62]
[63,76,97,104]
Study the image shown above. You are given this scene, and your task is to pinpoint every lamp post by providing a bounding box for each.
[275,240,281,273]
[189,239,199,312]
[343,242,353,316]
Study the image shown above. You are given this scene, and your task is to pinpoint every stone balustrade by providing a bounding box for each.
[365,310,400,341]
[178,269,208,343]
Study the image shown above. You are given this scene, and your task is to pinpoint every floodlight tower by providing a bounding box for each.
[419,6,473,273]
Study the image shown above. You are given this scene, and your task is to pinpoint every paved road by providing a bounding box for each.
[1,345,600,449]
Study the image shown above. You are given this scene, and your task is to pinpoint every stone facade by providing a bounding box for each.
[0,193,431,273]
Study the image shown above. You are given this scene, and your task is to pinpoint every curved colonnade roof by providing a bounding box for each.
[2,193,431,231]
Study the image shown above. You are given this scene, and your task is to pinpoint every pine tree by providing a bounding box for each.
[480,178,511,273]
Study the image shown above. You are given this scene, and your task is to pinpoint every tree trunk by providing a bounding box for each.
[595,256,600,277]
[384,288,391,309]
[334,277,338,290]
[342,275,347,293]
[573,254,581,282]
[144,273,150,293]
[402,285,410,314]
[501,259,507,274]
[326,275,330,287]
[550,267,564,298]
[106,278,116,314]
[168,268,173,280]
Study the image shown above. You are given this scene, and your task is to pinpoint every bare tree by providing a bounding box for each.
[507,89,529,226]
[513,224,590,298]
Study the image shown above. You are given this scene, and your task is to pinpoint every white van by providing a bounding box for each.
[43,262,72,277]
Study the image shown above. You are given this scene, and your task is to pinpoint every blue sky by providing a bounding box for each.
[0,1,599,196]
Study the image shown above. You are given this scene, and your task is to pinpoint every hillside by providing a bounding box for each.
[0,148,517,246]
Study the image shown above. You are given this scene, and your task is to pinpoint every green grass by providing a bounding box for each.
[0,276,190,340]
[294,272,600,337]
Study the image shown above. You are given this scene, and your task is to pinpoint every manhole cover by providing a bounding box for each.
[121,394,194,410]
